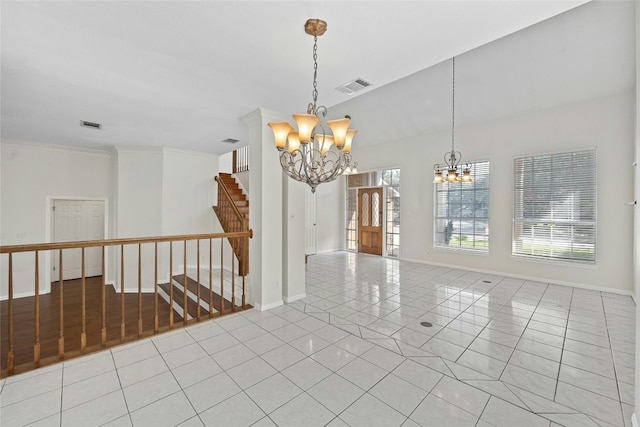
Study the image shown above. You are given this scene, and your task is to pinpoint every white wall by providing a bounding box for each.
[633,0,639,419]
[162,148,224,283]
[115,147,163,291]
[244,108,284,310]
[315,177,345,252]
[0,142,222,298]
[162,149,217,236]
[349,91,634,293]
[115,147,222,291]
[219,151,233,174]
[283,177,306,302]
[0,141,115,298]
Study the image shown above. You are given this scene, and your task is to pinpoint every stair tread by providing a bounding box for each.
[162,275,235,317]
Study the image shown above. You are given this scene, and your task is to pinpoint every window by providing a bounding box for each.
[382,169,400,257]
[513,149,596,263]
[434,161,489,251]
[345,189,357,251]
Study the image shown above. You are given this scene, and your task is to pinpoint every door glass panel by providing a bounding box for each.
[372,192,380,227]
[362,193,369,226]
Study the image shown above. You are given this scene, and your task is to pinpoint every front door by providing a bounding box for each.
[358,188,383,255]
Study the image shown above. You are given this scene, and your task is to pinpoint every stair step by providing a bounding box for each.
[214,172,250,277]
[161,275,235,318]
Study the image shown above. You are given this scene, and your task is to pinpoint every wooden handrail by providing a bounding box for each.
[0,231,252,254]
[1,229,253,377]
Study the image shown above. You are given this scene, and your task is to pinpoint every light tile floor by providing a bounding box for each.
[0,252,635,426]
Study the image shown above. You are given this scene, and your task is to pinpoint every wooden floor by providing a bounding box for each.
[0,276,249,378]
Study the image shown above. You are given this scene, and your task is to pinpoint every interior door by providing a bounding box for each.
[305,187,317,255]
[53,200,105,280]
[358,188,383,255]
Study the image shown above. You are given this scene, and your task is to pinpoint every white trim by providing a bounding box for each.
[284,293,306,304]
[401,256,633,297]
[255,300,283,311]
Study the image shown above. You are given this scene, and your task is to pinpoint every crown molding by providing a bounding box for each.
[1,138,114,156]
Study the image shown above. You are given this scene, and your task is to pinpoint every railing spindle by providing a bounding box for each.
[34,251,40,366]
[154,242,158,333]
[81,248,86,352]
[220,239,224,314]
[120,245,125,341]
[137,243,142,337]
[7,253,15,374]
[196,240,201,321]
[242,217,247,308]
[58,249,64,359]
[231,242,236,312]
[183,241,187,325]
[101,246,106,346]
[169,242,174,328]
[209,239,213,318]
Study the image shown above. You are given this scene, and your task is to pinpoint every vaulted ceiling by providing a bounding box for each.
[1,1,634,155]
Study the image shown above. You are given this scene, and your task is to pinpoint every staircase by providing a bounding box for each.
[213,173,249,276]
[159,274,235,321]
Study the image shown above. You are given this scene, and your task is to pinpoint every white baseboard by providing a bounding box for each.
[284,293,306,304]
[255,300,283,311]
[401,256,634,297]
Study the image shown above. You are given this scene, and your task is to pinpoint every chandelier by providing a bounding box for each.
[433,57,472,184]
[268,19,358,193]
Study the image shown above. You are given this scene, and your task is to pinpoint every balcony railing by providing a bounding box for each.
[0,229,252,377]
[232,146,249,173]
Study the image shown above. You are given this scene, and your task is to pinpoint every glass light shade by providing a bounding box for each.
[292,114,319,143]
[268,122,294,150]
[318,135,334,155]
[461,169,472,182]
[433,171,444,184]
[287,131,301,154]
[447,169,458,182]
[350,164,358,174]
[326,118,351,148]
[342,129,357,153]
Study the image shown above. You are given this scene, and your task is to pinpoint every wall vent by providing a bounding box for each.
[81,120,101,129]
[222,138,239,144]
[336,78,372,95]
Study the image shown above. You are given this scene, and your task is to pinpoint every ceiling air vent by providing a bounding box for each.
[336,78,372,95]
[222,138,239,144]
[80,120,101,129]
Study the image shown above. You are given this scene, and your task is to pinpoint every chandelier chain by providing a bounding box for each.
[312,35,319,112]
[451,57,455,153]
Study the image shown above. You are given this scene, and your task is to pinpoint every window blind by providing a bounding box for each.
[434,161,490,251]
[513,149,596,263]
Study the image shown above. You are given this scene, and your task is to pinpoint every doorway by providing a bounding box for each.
[358,188,383,255]
[52,199,105,281]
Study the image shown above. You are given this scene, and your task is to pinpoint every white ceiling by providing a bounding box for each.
[1,1,634,155]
